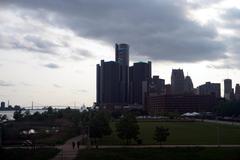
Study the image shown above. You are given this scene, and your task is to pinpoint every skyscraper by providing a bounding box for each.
[115,43,129,66]
[129,61,151,105]
[224,79,232,100]
[149,76,165,96]
[0,101,5,109]
[235,84,240,101]
[96,43,130,108]
[171,69,185,95]
[184,75,194,94]
[96,60,121,106]
[115,43,129,103]
[197,82,221,98]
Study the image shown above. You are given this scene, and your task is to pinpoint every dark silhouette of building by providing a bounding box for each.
[224,79,233,100]
[165,84,172,95]
[96,60,122,107]
[115,43,129,103]
[129,61,151,105]
[149,76,165,96]
[0,102,5,109]
[197,82,221,98]
[145,94,217,115]
[171,69,185,95]
[235,84,240,101]
[96,43,130,108]
[184,75,194,94]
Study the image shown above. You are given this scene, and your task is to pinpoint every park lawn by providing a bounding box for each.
[0,148,59,160]
[99,121,240,145]
[75,148,240,160]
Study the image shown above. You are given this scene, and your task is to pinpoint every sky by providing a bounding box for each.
[0,0,240,107]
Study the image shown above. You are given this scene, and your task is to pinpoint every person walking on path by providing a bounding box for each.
[72,141,75,149]
[77,141,80,150]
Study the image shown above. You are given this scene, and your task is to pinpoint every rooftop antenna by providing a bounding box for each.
[32,101,34,110]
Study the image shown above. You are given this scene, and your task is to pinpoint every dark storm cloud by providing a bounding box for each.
[0,80,14,87]
[0,0,226,62]
[44,63,60,69]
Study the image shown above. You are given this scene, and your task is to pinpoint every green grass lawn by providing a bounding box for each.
[75,148,240,160]
[0,148,59,160]
[99,121,240,145]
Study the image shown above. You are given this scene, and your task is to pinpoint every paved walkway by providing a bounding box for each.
[197,119,240,126]
[96,144,240,149]
[51,135,84,160]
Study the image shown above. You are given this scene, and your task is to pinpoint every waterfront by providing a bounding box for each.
[0,110,47,120]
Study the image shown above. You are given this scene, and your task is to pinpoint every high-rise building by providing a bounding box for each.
[197,82,221,98]
[115,43,129,104]
[224,79,232,100]
[0,101,5,109]
[115,43,129,66]
[171,69,185,95]
[165,84,172,95]
[129,61,151,105]
[184,76,194,94]
[149,76,165,96]
[96,43,130,108]
[235,84,240,101]
[96,60,121,106]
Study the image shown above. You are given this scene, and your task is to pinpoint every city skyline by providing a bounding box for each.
[1,0,240,106]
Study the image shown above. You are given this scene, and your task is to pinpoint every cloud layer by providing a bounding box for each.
[0,0,227,62]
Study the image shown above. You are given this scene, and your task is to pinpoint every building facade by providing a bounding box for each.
[96,60,122,106]
[224,79,233,100]
[129,61,151,105]
[197,82,221,98]
[171,69,185,95]
[184,76,194,94]
[235,84,240,101]
[145,95,217,115]
[149,76,165,96]
[115,43,129,103]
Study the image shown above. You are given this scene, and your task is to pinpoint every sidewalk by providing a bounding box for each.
[51,135,83,160]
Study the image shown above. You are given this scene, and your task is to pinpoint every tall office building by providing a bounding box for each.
[197,82,221,98]
[224,79,232,100]
[96,43,130,107]
[184,76,194,94]
[96,60,121,106]
[171,69,185,95]
[115,43,129,103]
[235,84,240,101]
[129,61,151,105]
[149,76,165,96]
[0,101,5,109]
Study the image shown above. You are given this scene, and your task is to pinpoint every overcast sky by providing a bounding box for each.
[0,0,240,107]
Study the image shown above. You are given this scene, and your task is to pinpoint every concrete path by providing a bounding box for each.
[96,144,240,149]
[197,119,240,126]
[51,135,84,160]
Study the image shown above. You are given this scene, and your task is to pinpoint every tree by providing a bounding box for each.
[115,112,139,145]
[89,111,112,148]
[13,109,23,121]
[0,115,7,121]
[153,126,170,145]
